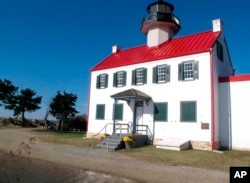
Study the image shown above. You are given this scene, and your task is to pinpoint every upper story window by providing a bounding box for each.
[96,74,108,89]
[132,68,147,85]
[178,61,199,81]
[113,71,127,87]
[153,65,170,84]
[184,62,194,80]
[158,66,167,82]
[217,41,223,61]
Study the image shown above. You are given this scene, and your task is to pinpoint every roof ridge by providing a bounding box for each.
[112,30,216,52]
[92,30,220,71]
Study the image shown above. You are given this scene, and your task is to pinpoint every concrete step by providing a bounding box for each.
[98,133,150,150]
[98,135,124,150]
[155,138,190,151]
[97,143,124,150]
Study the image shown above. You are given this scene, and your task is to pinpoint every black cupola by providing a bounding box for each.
[140,0,181,36]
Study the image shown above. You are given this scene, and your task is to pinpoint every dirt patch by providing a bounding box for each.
[0,127,229,183]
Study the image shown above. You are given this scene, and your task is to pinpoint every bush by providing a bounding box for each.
[67,114,87,131]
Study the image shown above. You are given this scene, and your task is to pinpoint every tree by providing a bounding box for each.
[0,79,18,107]
[49,91,78,130]
[68,114,87,131]
[5,88,42,126]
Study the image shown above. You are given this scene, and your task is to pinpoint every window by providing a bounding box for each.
[178,61,199,81]
[180,101,197,122]
[96,74,108,89]
[117,72,123,86]
[113,103,123,120]
[113,71,126,87]
[132,68,147,85]
[184,62,194,80]
[96,104,105,120]
[217,41,223,61]
[153,65,170,83]
[154,102,168,122]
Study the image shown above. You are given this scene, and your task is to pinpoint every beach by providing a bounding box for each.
[0,127,229,182]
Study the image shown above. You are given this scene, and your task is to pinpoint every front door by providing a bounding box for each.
[136,102,143,134]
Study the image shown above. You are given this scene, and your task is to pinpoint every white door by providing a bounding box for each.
[136,106,143,134]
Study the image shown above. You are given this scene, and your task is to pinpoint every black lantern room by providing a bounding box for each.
[140,0,181,35]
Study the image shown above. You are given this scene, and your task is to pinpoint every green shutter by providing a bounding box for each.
[113,73,117,87]
[132,70,136,85]
[123,71,127,86]
[193,61,199,80]
[105,74,108,88]
[96,104,105,120]
[153,67,157,83]
[114,104,123,120]
[143,68,147,84]
[178,63,183,81]
[96,75,100,89]
[154,102,168,121]
[180,101,196,122]
[166,65,170,82]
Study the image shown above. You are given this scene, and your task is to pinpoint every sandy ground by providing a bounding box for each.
[0,127,229,183]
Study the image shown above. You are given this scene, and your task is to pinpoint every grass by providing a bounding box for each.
[119,146,250,172]
[33,129,250,172]
[33,129,99,148]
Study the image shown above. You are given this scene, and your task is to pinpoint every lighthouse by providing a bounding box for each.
[141,0,181,47]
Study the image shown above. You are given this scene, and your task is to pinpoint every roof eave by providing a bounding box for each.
[91,49,213,72]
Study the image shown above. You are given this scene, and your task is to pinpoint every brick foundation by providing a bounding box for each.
[191,141,220,150]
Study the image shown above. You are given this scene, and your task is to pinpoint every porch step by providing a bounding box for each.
[155,138,190,151]
[97,134,126,150]
[98,133,151,150]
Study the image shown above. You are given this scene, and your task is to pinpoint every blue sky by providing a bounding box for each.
[0,0,249,120]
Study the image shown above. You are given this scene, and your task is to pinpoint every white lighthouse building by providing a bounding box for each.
[87,0,250,151]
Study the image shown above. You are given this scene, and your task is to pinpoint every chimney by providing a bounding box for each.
[112,45,121,53]
[213,19,224,32]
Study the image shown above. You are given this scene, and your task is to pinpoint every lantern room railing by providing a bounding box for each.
[142,12,180,26]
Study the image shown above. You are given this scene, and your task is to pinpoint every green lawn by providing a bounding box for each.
[119,146,250,171]
[34,129,99,148]
[34,129,250,172]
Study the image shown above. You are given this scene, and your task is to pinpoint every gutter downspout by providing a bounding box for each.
[210,48,216,150]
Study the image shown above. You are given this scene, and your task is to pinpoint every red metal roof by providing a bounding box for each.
[92,30,220,71]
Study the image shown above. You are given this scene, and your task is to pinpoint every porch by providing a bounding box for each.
[93,122,153,150]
